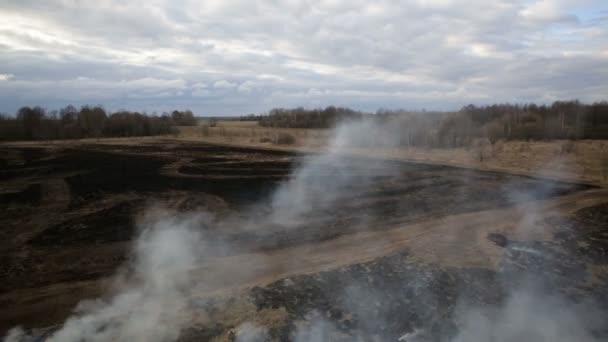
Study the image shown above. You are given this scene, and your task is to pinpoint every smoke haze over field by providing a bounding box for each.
[0,1,607,114]
[6,213,205,342]
[4,117,607,341]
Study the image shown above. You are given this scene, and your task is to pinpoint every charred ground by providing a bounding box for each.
[0,140,604,338]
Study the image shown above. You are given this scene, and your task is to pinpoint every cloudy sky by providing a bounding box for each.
[0,0,607,115]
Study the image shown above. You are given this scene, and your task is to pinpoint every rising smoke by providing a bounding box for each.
[5,212,207,342]
[4,116,606,341]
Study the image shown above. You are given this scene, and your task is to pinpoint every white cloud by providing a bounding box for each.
[192,82,207,89]
[466,43,493,58]
[118,77,186,90]
[0,0,606,114]
[0,73,15,81]
[520,0,562,21]
[191,89,210,97]
[416,0,454,9]
[237,80,257,94]
[213,80,237,89]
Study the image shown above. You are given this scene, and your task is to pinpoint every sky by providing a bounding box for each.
[0,0,606,116]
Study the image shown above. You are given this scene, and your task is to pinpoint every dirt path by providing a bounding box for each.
[190,188,608,296]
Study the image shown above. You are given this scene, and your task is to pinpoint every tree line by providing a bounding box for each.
[255,106,366,128]
[401,100,608,147]
[250,101,608,146]
[0,106,198,141]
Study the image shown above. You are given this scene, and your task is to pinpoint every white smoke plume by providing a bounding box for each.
[451,289,604,342]
[5,212,205,342]
[293,312,347,342]
[268,118,402,227]
[233,322,268,342]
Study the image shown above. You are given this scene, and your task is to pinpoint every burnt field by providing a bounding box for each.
[239,203,608,341]
[0,140,606,339]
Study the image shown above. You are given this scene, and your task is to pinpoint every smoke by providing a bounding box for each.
[48,214,202,342]
[444,156,606,342]
[3,118,406,342]
[293,312,347,342]
[2,328,24,342]
[268,118,402,228]
[4,115,606,341]
[251,116,606,341]
[451,289,604,342]
[233,322,268,342]
[5,211,206,342]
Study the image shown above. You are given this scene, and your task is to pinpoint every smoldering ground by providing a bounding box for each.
[5,212,208,342]
[4,117,608,341]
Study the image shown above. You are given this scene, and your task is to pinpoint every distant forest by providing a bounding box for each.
[3,100,608,144]
[248,101,608,146]
[0,106,197,141]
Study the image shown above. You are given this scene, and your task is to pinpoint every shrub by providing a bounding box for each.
[170,110,197,125]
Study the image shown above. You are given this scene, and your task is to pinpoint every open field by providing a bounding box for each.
[3,0,608,339]
[179,121,608,187]
[1,137,607,340]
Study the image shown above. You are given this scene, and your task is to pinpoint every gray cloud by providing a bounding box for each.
[0,0,606,115]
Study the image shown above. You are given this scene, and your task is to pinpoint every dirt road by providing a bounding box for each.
[190,187,608,295]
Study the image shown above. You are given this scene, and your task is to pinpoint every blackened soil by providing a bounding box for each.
[179,165,289,177]
[191,156,240,164]
[28,201,141,247]
[246,253,499,341]
[181,203,608,342]
[0,183,42,207]
[0,140,596,333]
[228,164,589,252]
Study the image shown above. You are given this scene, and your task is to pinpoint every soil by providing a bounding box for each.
[180,202,608,341]
[0,139,606,339]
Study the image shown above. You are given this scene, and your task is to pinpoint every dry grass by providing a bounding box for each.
[215,120,259,127]
[359,140,608,187]
[177,121,330,148]
[602,144,608,181]
[176,122,608,187]
[11,121,602,187]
